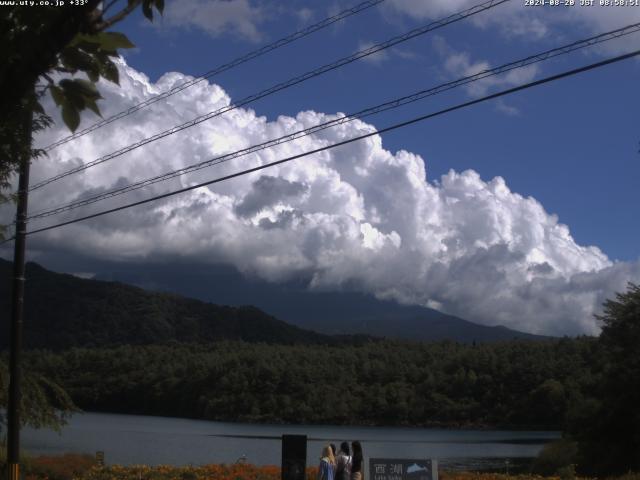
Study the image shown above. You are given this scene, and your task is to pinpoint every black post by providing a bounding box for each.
[7,106,32,480]
[281,434,307,480]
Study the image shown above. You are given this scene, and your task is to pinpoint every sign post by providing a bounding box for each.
[369,458,438,480]
[281,435,307,480]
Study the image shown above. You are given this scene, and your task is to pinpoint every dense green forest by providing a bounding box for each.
[21,338,598,429]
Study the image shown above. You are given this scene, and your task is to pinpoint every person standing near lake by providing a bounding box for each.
[318,445,336,480]
[330,443,337,457]
[351,441,364,480]
[335,441,352,480]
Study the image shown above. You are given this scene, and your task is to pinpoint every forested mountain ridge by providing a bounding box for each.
[1,258,547,346]
[25,338,599,429]
[0,259,344,349]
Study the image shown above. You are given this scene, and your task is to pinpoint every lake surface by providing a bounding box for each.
[22,412,559,471]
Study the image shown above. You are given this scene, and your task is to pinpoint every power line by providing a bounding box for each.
[43,0,389,152]
[30,0,510,192]
[26,22,640,221]
[17,48,640,239]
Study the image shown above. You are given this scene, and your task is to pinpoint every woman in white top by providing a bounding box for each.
[335,441,352,480]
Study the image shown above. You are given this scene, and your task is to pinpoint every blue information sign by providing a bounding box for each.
[368,458,437,480]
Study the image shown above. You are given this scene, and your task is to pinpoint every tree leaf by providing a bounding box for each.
[142,0,154,21]
[59,80,86,110]
[76,40,100,53]
[154,0,164,14]
[60,47,100,80]
[99,58,120,85]
[83,31,135,51]
[87,69,99,83]
[50,86,65,106]
[60,78,101,101]
[84,97,102,118]
[67,33,89,47]
[61,101,80,132]
[73,79,102,99]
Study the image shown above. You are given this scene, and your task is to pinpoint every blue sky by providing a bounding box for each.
[3,0,639,335]
[110,1,640,260]
[114,0,640,262]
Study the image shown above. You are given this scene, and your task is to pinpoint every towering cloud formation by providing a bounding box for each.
[3,60,638,336]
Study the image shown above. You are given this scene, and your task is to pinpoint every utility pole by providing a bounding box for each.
[7,101,32,480]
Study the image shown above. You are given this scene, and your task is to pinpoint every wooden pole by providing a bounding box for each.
[7,101,32,480]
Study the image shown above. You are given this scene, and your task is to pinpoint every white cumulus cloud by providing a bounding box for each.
[163,0,266,42]
[433,36,540,98]
[2,60,639,336]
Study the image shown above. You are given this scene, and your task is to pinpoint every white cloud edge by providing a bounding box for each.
[1,59,638,337]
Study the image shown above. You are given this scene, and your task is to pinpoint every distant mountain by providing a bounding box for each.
[1,258,549,347]
[0,259,342,350]
[86,261,549,343]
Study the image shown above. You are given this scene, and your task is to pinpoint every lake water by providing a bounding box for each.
[22,412,559,471]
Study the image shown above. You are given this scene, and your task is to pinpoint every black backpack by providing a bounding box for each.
[336,455,351,480]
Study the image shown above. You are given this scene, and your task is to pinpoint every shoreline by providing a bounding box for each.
[21,411,555,469]
[70,410,563,434]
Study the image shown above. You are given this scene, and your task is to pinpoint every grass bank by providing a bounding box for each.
[2,454,639,480]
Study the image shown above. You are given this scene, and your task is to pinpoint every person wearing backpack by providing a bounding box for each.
[335,442,352,480]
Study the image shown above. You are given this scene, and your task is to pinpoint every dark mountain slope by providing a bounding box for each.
[89,261,549,342]
[0,259,336,349]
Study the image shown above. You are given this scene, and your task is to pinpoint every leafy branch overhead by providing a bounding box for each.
[45,1,164,131]
[0,0,164,218]
[48,32,134,132]
[0,358,78,433]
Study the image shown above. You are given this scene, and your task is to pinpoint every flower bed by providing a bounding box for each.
[7,456,637,480]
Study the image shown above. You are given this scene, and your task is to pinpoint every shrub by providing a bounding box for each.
[0,446,34,478]
[532,439,578,476]
[75,463,315,480]
[27,453,97,480]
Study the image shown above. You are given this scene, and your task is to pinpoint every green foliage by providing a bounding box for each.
[556,464,576,480]
[142,0,165,21]
[572,283,640,476]
[531,439,578,476]
[527,379,568,426]
[47,1,164,130]
[21,338,599,429]
[0,358,78,433]
[0,0,164,229]
[0,260,607,431]
[49,32,134,131]
[0,446,34,475]
[0,1,164,131]
[0,91,51,237]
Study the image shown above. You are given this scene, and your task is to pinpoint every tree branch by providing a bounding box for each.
[0,2,102,117]
[92,0,142,33]
[101,0,122,16]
